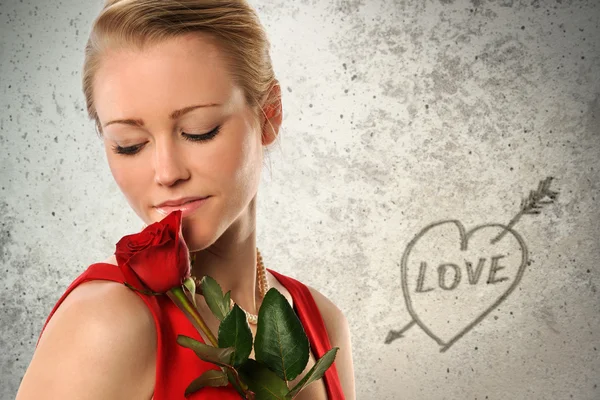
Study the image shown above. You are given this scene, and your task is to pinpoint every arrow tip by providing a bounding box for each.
[384,330,404,344]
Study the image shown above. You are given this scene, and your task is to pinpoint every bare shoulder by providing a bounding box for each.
[306,285,357,400]
[305,286,350,346]
[306,286,345,326]
[17,271,156,400]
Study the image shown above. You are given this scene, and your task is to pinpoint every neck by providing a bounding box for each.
[190,196,261,316]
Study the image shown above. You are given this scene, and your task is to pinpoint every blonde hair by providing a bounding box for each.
[83,0,280,138]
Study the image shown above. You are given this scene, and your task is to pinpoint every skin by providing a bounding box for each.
[16,33,355,399]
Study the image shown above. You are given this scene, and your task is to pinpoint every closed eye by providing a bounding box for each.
[111,125,221,156]
[111,142,146,156]
[182,125,221,143]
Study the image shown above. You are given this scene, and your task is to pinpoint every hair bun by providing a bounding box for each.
[104,0,123,7]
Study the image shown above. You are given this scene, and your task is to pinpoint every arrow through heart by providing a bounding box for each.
[385,177,558,352]
[403,220,527,352]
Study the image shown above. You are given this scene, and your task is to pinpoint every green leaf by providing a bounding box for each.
[224,290,231,310]
[185,369,229,396]
[200,276,231,321]
[238,359,289,400]
[182,277,197,308]
[218,304,253,367]
[287,347,339,398]
[255,288,310,382]
[177,335,235,368]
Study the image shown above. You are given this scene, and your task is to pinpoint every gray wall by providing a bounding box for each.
[1,0,599,399]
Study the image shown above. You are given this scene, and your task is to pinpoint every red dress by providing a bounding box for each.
[37,263,345,399]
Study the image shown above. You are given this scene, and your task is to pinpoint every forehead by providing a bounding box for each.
[93,33,238,123]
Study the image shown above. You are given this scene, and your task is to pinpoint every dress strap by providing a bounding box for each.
[36,263,126,347]
[267,269,345,400]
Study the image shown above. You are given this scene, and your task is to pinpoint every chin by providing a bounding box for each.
[181,215,218,252]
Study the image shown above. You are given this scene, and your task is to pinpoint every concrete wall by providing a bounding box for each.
[1,0,599,399]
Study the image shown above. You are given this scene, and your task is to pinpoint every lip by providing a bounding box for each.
[155,196,209,217]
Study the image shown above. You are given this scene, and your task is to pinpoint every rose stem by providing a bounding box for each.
[170,286,218,347]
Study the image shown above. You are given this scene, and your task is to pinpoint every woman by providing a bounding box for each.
[16,0,355,399]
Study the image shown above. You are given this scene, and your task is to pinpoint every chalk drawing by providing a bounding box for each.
[385,177,558,352]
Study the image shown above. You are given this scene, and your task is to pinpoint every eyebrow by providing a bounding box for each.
[102,103,221,128]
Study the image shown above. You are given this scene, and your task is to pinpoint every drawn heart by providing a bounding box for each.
[400,220,528,352]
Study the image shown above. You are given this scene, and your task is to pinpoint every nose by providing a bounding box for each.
[153,136,190,187]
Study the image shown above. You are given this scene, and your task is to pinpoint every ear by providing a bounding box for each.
[260,82,282,146]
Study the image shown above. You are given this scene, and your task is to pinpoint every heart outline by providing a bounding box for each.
[400,219,529,352]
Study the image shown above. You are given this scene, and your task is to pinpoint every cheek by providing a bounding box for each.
[106,153,149,208]
[222,123,262,193]
[110,163,131,192]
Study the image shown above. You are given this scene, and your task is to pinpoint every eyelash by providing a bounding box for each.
[111,126,221,156]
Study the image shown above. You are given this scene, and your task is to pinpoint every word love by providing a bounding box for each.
[389,176,556,351]
[415,254,509,292]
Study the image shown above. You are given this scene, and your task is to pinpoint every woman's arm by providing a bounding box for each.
[308,286,357,400]
[16,280,157,400]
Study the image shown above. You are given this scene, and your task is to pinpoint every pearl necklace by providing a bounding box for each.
[190,248,269,324]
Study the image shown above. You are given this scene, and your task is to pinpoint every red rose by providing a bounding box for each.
[115,210,191,293]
